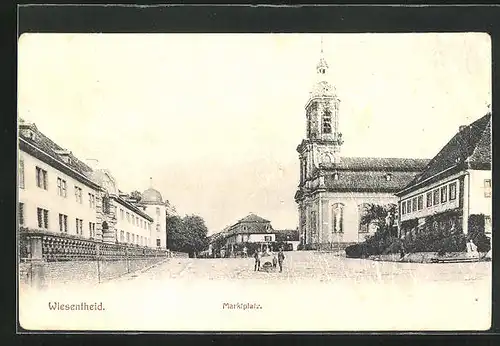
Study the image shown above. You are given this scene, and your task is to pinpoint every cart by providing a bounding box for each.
[259,252,277,272]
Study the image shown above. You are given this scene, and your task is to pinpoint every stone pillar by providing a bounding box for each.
[28,235,45,289]
[462,176,469,235]
[318,198,323,245]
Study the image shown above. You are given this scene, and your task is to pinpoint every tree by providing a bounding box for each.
[130,190,142,202]
[183,215,210,255]
[360,203,397,230]
[166,214,209,256]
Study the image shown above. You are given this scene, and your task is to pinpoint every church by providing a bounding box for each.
[294,43,430,249]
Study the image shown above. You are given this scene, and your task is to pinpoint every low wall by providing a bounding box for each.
[18,230,170,289]
[369,252,491,263]
[19,257,168,289]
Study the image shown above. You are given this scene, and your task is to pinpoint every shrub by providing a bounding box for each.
[473,233,491,253]
[468,214,491,253]
[384,238,404,255]
[345,243,369,258]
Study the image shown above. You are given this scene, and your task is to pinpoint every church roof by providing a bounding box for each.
[323,170,421,193]
[399,113,491,193]
[320,157,430,172]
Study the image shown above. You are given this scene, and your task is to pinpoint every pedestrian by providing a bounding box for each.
[272,255,277,269]
[399,242,405,259]
[277,248,285,273]
[254,249,261,271]
[466,238,478,258]
[243,246,248,258]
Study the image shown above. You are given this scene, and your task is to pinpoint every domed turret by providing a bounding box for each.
[141,188,163,204]
[141,178,163,204]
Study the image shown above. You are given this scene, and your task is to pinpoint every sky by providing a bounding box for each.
[18,33,491,234]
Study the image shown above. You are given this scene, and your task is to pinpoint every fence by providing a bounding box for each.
[18,229,173,289]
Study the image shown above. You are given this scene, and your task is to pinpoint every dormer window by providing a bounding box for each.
[20,128,36,140]
[55,149,72,164]
[333,172,339,180]
[386,173,392,181]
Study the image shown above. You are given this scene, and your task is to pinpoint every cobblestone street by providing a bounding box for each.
[20,251,492,331]
[111,250,491,286]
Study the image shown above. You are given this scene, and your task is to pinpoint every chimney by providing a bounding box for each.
[459,125,467,132]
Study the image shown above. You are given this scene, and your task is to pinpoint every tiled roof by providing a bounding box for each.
[468,116,492,169]
[19,122,94,175]
[228,223,274,236]
[323,170,421,192]
[320,157,430,171]
[236,214,270,224]
[402,113,491,190]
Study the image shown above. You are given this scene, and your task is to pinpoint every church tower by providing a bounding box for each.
[295,38,343,247]
[298,39,343,186]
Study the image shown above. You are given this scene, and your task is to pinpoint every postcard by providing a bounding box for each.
[17,32,492,331]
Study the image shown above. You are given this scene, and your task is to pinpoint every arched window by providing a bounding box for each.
[332,203,344,233]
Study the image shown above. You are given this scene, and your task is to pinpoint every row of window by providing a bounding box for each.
[30,207,90,237]
[119,208,151,230]
[401,179,492,216]
[18,204,154,245]
[117,230,161,247]
[402,181,457,215]
[27,165,98,209]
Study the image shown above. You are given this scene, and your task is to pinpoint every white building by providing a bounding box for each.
[396,113,492,241]
[18,120,101,239]
[17,119,158,248]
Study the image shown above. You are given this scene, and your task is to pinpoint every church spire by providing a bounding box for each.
[317,36,328,76]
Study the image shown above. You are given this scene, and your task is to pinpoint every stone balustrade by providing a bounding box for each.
[18,228,168,262]
[18,228,174,288]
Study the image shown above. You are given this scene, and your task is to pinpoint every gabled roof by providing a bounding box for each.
[400,113,491,193]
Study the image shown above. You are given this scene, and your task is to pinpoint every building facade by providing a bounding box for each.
[18,121,101,240]
[209,214,276,257]
[224,214,276,245]
[136,183,168,250]
[295,44,429,249]
[396,113,492,242]
[18,119,163,249]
